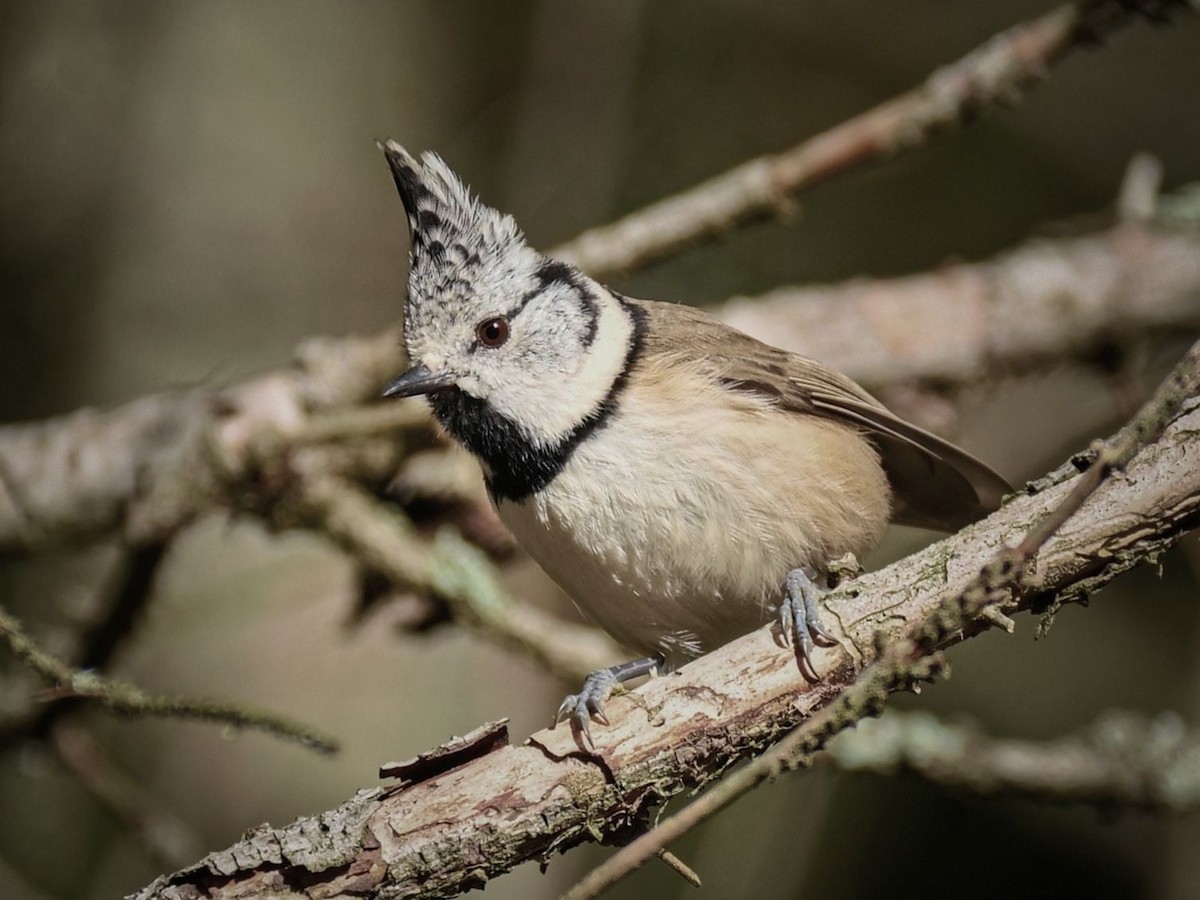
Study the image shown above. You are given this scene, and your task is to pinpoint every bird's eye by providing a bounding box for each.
[476,316,510,348]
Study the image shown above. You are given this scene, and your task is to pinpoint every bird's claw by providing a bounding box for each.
[554,669,619,753]
[776,567,839,682]
[552,656,663,753]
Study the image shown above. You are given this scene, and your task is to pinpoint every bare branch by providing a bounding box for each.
[0,605,338,755]
[828,710,1200,812]
[719,219,1200,387]
[131,349,1200,900]
[550,0,1192,278]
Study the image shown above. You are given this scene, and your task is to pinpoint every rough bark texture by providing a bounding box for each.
[132,399,1200,900]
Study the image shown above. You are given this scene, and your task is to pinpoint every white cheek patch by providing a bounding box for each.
[491,289,634,448]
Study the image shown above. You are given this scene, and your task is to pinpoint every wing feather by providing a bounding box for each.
[631,298,1010,532]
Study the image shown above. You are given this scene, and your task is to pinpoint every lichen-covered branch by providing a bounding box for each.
[131,353,1200,900]
[0,541,171,748]
[828,710,1200,812]
[550,0,1191,278]
[0,606,338,754]
[282,470,622,682]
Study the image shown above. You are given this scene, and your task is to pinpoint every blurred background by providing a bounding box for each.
[1,1,1198,898]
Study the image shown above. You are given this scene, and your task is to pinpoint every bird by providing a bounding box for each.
[378,140,1010,750]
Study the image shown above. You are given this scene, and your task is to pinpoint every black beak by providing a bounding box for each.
[382,363,456,398]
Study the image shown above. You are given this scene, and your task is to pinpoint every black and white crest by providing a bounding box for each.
[377,141,643,503]
[379,140,537,321]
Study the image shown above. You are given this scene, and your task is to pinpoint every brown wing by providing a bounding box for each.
[632,298,1011,532]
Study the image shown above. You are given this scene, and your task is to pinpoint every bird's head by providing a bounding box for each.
[379,141,634,455]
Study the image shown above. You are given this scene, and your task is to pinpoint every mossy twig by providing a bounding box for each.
[0,606,338,755]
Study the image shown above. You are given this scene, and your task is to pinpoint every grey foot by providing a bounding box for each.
[554,655,662,753]
[775,567,839,682]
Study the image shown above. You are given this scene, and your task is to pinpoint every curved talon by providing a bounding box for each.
[554,694,581,728]
[778,567,837,682]
[791,622,819,684]
[552,669,619,752]
[808,615,838,648]
[552,656,662,753]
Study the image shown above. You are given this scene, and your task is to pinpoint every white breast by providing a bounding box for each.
[497,368,890,663]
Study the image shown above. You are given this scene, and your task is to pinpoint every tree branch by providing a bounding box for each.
[550,0,1192,278]
[281,469,622,682]
[561,338,1200,899]
[131,347,1200,900]
[0,329,412,554]
[718,218,1200,387]
[827,709,1200,812]
[0,605,338,754]
[2,210,1196,561]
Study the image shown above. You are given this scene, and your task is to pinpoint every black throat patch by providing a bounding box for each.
[430,297,646,504]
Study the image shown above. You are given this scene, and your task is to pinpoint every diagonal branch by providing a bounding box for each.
[0,605,338,755]
[131,345,1200,900]
[561,338,1200,899]
[827,709,1200,812]
[551,0,1192,278]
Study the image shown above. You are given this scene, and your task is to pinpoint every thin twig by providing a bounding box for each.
[0,606,338,755]
[562,339,1200,900]
[78,542,169,672]
[550,0,1191,278]
[0,542,170,749]
[656,849,702,888]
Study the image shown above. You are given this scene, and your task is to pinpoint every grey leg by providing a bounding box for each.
[776,566,839,682]
[554,655,663,753]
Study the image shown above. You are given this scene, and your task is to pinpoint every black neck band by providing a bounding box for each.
[430,298,645,503]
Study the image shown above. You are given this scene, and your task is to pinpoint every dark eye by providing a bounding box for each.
[476,316,510,348]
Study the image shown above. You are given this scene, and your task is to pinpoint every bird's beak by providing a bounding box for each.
[382,363,456,398]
